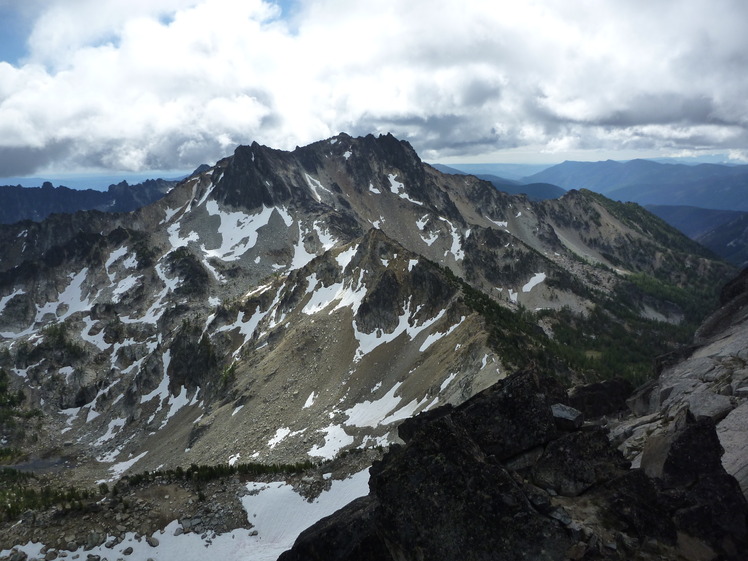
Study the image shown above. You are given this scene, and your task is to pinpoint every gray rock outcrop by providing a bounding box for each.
[620,268,748,500]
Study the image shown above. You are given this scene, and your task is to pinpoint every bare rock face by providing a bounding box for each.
[717,401,748,497]
[279,370,748,561]
[620,269,748,507]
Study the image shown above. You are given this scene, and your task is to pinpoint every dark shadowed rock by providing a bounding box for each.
[568,377,634,418]
[596,469,677,545]
[641,410,724,489]
[640,409,748,558]
[449,369,563,460]
[532,429,629,496]
[368,412,571,561]
[280,370,748,560]
[275,497,391,561]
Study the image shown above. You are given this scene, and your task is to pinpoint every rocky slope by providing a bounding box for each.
[617,268,748,498]
[278,267,748,561]
[0,133,736,558]
[281,369,748,561]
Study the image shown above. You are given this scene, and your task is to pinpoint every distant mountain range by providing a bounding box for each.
[523,159,748,211]
[435,158,748,267]
[647,205,748,267]
[7,156,746,267]
[0,178,177,224]
[436,162,553,181]
[431,164,565,201]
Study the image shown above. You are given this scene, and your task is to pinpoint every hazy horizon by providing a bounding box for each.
[3,149,745,191]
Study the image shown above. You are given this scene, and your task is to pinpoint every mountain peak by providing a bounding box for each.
[0,132,740,559]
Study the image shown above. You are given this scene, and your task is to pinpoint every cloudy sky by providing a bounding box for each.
[1,0,747,180]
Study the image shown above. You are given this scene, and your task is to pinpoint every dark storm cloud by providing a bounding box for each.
[0,142,73,176]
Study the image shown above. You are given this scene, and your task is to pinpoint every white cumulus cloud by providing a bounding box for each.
[0,0,747,175]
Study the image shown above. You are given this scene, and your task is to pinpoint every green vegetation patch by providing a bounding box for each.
[0,468,103,521]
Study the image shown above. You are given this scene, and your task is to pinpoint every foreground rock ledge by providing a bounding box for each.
[279,370,748,561]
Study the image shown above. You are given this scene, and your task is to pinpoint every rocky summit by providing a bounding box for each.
[0,133,743,559]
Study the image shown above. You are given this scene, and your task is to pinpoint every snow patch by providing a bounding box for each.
[305,174,332,203]
[94,418,127,446]
[0,289,25,315]
[201,201,275,261]
[35,268,92,323]
[440,218,465,261]
[487,217,508,228]
[388,173,423,205]
[167,221,199,250]
[302,272,367,316]
[160,385,197,428]
[335,245,358,270]
[380,394,432,425]
[418,316,466,352]
[308,424,354,459]
[240,469,369,558]
[268,427,291,448]
[522,272,546,293]
[122,253,137,269]
[111,274,141,303]
[102,451,148,482]
[352,302,445,362]
[140,350,171,404]
[104,246,129,278]
[313,221,336,251]
[344,382,403,428]
[420,230,439,246]
[289,224,318,270]
[303,391,317,409]
[80,316,109,351]
[440,372,458,392]
[161,205,181,224]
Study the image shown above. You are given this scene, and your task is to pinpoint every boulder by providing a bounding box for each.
[687,391,734,422]
[550,403,584,430]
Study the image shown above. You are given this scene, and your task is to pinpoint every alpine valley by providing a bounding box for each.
[0,133,745,560]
